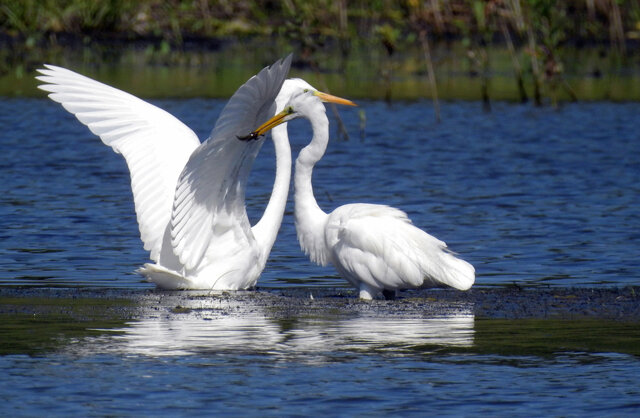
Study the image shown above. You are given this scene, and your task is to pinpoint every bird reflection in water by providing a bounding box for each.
[88,297,474,359]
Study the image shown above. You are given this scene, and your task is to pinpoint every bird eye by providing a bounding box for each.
[303,89,309,93]
[286,106,294,114]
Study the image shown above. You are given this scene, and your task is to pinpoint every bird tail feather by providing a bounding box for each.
[436,251,475,291]
[137,263,192,289]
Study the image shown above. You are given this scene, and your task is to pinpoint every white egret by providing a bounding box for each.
[252,90,475,299]
[36,57,295,290]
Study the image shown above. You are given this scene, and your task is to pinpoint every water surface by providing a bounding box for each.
[1,289,639,416]
[1,98,638,288]
[1,97,639,416]
[3,43,640,101]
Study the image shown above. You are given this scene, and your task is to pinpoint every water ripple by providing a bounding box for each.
[1,98,639,288]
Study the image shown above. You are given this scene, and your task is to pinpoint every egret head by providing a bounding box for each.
[276,78,316,112]
[239,86,356,141]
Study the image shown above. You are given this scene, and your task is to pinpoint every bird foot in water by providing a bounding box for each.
[358,284,397,300]
[358,284,375,300]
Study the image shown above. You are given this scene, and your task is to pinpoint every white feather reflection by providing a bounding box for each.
[97,308,474,358]
[109,314,283,357]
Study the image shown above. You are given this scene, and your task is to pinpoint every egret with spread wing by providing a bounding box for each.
[36,57,293,290]
[251,90,475,299]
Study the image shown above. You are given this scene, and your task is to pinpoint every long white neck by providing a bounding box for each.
[294,108,331,266]
[252,123,292,262]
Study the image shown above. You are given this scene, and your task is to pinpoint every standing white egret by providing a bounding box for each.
[36,57,294,290]
[251,90,475,299]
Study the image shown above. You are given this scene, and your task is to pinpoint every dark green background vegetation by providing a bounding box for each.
[2,1,640,103]
[2,1,638,47]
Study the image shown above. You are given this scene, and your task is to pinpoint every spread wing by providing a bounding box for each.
[170,55,292,270]
[328,204,475,291]
[36,65,201,262]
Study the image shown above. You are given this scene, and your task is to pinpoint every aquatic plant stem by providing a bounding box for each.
[500,18,527,103]
[527,25,542,106]
[419,29,440,123]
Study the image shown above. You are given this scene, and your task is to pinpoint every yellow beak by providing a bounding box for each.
[243,90,356,140]
[313,91,357,107]
[252,111,291,137]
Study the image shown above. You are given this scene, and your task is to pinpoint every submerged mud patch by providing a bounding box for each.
[1,286,638,321]
[1,286,639,357]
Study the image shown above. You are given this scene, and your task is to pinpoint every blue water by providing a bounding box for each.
[3,352,639,415]
[1,98,639,288]
[2,97,640,415]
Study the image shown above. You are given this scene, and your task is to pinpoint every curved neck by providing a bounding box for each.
[294,110,329,218]
[252,123,292,257]
[294,109,330,265]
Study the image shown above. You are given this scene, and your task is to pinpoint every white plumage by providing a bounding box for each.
[326,204,475,297]
[254,90,475,299]
[36,56,293,290]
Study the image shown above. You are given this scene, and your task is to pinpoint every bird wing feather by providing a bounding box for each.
[328,204,474,291]
[36,64,201,262]
[170,55,292,270]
